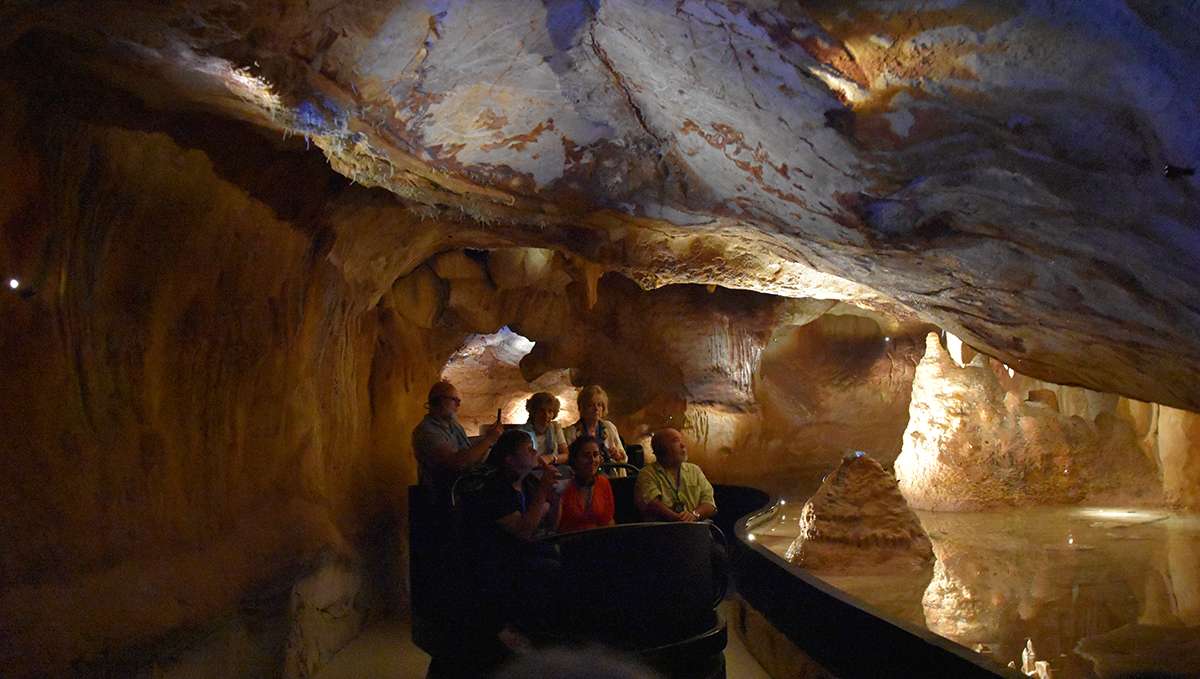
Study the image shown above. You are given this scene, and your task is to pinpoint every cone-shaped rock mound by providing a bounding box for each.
[785,452,933,572]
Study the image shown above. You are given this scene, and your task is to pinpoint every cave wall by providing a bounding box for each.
[8,0,1199,412]
[3,21,1200,673]
[897,334,1200,510]
[0,77,456,677]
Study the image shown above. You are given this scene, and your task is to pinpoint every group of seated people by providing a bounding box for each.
[412,380,719,656]
[412,380,717,530]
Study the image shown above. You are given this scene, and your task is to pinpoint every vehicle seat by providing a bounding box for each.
[601,463,641,524]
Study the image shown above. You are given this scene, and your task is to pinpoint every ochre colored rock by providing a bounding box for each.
[387,265,445,329]
[3,6,1200,676]
[896,334,1161,511]
[785,453,932,572]
[8,0,1200,409]
[1159,407,1200,509]
[1026,389,1059,412]
[487,247,559,291]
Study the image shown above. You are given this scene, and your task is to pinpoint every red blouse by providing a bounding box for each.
[558,475,615,533]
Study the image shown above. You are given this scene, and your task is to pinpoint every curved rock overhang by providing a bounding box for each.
[3,0,1199,409]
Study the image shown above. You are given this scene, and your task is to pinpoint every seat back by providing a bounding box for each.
[624,443,645,468]
[409,483,502,657]
[544,522,724,648]
[599,463,641,524]
[711,484,771,540]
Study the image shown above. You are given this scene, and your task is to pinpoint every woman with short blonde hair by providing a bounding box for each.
[564,385,627,470]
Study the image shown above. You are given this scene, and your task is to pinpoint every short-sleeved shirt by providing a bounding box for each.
[518,421,567,458]
[411,414,471,493]
[464,476,526,563]
[463,476,557,572]
[635,462,716,516]
[558,475,615,533]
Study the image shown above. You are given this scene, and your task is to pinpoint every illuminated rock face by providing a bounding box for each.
[1,2,1200,675]
[785,453,932,572]
[440,327,579,434]
[6,0,1200,409]
[896,334,1162,511]
[756,314,930,474]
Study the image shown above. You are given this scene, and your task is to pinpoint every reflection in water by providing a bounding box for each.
[750,505,1200,678]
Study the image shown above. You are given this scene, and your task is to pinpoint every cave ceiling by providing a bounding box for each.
[3,0,1200,410]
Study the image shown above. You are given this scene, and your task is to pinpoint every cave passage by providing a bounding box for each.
[2,2,1200,678]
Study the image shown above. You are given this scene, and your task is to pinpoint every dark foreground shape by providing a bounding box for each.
[408,485,728,678]
[734,503,1020,679]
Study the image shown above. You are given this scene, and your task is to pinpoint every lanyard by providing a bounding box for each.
[655,465,685,509]
[580,420,611,461]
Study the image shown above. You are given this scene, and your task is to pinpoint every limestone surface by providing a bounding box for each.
[784,453,933,572]
[895,334,1162,511]
[3,0,1200,409]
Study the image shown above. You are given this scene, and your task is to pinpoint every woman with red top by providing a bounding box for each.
[557,435,615,533]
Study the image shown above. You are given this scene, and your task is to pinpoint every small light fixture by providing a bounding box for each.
[7,278,17,290]
[883,336,891,342]
[778,499,786,506]
[747,533,757,542]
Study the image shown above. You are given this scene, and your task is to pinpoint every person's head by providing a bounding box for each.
[486,429,538,478]
[577,385,609,423]
[526,392,560,430]
[568,435,603,483]
[651,428,687,468]
[427,380,461,419]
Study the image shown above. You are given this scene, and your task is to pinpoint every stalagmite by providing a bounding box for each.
[785,453,932,572]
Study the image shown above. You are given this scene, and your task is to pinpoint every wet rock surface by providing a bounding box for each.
[785,453,933,572]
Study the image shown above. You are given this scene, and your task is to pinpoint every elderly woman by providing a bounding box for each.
[564,385,627,468]
[519,391,569,467]
[557,435,615,533]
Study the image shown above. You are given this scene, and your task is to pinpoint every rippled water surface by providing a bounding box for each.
[749,504,1200,677]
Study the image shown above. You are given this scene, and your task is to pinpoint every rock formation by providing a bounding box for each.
[784,453,933,572]
[0,1,1199,676]
[895,334,1162,511]
[6,0,1200,410]
[440,327,579,435]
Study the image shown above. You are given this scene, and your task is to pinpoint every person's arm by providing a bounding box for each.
[417,417,501,477]
[497,461,560,539]
[643,497,687,522]
[635,469,683,522]
[692,467,717,520]
[495,502,551,541]
[597,477,616,526]
[605,420,628,463]
[468,419,505,465]
[554,423,569,462]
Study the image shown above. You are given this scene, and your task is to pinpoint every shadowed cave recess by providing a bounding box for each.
[1,1,1199,677]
